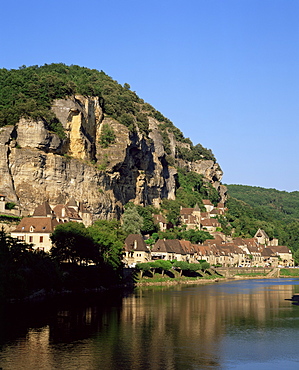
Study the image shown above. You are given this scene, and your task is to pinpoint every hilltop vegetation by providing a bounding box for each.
[0,63,215,161]
[225,185,299,253]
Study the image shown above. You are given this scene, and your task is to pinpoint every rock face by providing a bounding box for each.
[0,96,226,218]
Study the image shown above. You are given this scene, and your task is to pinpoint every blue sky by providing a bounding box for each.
[1,0,298,191]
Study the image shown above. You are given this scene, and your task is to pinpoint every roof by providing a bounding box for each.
[202,199,213,206]
[152,239,185,255]
[124,234,148,252]
[269,245,292,254]
[193,203,200,212]
[12,217,60,233]
[201,219,220,227]
[153,214,167,224]
[66,197,78,208]
[180,208,194,215]
[52,204,82,220]
[32,202,53,217]
[179,240,195,254]
[255,228,269,239]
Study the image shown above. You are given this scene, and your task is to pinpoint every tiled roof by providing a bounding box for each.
[124,234,148,252]
[66,197,78,208]
[153,214,167,224]
[52,204,82,220]
[201,219,220,227]
[12,217,60,233]
[269,245,292,254]
[202,199,213,205]
[180,208,194,215]
[32,201,53,217]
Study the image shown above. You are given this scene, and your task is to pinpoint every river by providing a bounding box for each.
[1,278,299,369]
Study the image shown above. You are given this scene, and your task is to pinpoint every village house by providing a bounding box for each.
[151,239,186,261]
[123,234,151,267]
[10,198,92,252]
[179,204,201,230]
[10,216,60,253]
[153,214,172,231]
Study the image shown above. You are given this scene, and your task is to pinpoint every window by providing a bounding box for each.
[29,236,33,243]
[39,236,43,243]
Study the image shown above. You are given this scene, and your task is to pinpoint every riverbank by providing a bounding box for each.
[134,268,299,286]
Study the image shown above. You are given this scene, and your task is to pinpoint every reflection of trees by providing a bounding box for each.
[0,283,296,369]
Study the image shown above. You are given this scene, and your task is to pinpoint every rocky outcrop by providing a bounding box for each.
[0,95,226,218]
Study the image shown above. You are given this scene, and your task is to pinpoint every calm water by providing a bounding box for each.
[1,279,299,369]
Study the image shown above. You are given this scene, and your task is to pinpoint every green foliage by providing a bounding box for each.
[0,214,21,222]
[5,202,16,210]
[0,228,61,299]
[99,123,116,148]
[0,64,220,162]
[179,229,213,244]
[50,222,97,265]
[122,206,144,235]
[176,143,216,162]
[160,169,219,219]
[280,268,299,277]
[200,261,210,272]
[225,185,299,252]
[157,227,212,243]
[135,205,158,235]
[161,199,181,225]
[88,219,126,271]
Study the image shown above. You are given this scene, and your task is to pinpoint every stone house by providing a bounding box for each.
[123,234,151,267]
[151,239,186,261]
[267,245,294,267]
[202,199,214,213]
[153,214,172,231]
[180,204,201,230]
[200,218,221,233]
[10,199,92,252]
[255,228,270,245]
[11,217,60,253]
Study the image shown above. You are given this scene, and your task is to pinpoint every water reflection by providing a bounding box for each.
[1,280,299,369]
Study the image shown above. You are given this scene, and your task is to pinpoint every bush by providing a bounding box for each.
[99,123,116,148]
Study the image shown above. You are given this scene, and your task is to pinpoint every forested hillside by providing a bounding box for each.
[225,184,299,253]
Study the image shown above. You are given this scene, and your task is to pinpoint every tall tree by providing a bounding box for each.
[122,207,144,235]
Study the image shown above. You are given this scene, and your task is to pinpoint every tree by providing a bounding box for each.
[88,219,126,270]
[136,205,158,235]
[200,261,210,273]
[155,260,172,276]
[173,260,189,276]
[50,222,98,265]
[122,207,144,235]
[136,262,152,278]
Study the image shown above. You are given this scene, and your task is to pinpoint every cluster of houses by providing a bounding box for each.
[123,231,294,268]
[0,194,294,268]
[8,197,92,252]
[124,201,294,268]
[153,200,224,233]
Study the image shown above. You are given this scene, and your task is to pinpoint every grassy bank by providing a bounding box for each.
[234,272,268,277]
[280,268,299,277]
[135,270,224,285]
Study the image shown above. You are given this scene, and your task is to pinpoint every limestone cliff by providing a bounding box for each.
[0,95,226,218]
